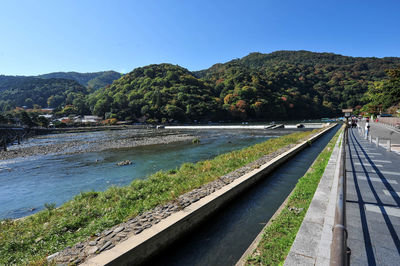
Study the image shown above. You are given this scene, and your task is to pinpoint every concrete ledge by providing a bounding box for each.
[284,128,343,266]
[164,123,328,130]
[83,125,336,266]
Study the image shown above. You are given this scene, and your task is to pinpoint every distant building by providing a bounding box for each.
[55,115,102,124]
[41,108,54,113]
[82,115,102,123]
[39,114,53,119]
[73,115,83,123]
[116,121,131,125]
[58,117,71,123]
[57,116,72,124]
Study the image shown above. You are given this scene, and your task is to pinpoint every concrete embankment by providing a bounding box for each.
[165,123,329,130]
[82,124,336,266]
[236,127,343,266]
[283,129,343,265]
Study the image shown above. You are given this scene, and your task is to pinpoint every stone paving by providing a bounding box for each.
[346,127,400,265]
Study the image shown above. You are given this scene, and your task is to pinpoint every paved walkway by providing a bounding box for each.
[371,122,400,143]
[346,127,400,265]
[358,121,400,154]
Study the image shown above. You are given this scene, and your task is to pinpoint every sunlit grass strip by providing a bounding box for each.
[245,127,342,266]
[0,129,319,264]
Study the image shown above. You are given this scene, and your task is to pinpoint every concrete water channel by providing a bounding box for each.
[145,125,340,266]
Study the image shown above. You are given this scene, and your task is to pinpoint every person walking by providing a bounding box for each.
[365,119,370,139]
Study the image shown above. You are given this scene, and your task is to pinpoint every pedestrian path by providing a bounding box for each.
[358,121,400,155]
[346,127,400,265]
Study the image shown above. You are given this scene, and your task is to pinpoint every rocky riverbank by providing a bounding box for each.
[0,129,194,160]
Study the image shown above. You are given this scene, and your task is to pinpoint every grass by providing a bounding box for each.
[0,129,320,264]
[245,126,342,266]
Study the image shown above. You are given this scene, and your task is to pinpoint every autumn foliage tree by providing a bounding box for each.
[365,67,400,111]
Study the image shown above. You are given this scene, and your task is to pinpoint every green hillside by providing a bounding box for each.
[1,50,399,121]
[88,51,400,122]
[195,50,400,78]
[87,64,220,122]
[0,70,121,112]
[37,71,121,90]
[0,76,88,111]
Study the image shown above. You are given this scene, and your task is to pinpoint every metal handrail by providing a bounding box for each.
[330,124,351,265]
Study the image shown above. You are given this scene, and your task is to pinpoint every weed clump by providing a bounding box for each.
[192,138,200,144]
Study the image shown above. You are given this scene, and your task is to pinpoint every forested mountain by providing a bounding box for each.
[194,51,400,120]
[89,51,400,122]
[38,71,121,90]
[1,51,399,122]
[195,51,400,78]
[0,71,121,112]
[0,76,88,111]
[87,64,220,122]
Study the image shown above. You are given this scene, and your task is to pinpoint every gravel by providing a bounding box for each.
[0,129,193,160]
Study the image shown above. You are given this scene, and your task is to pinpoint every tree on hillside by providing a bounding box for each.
[37,116,50,127]
[24,98,33,108]
[19,111,36,128]
[365,67,400,110]
[0,113,7,124]
[47,95,65,108]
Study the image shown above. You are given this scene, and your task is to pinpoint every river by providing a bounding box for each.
[0,128,309,220]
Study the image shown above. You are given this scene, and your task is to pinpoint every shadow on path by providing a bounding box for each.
[347,128,400,265]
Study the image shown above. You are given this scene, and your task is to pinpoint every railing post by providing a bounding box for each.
[2,137,6,151]
[387,140,391,152]
[376,137,379,148]
[330,124,350,265]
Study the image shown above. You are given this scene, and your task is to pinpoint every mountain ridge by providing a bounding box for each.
[1,50,399,120]
[37,70,121,90]
[0,70,121,112]
[194,50,400,78]
[89,50,399,122]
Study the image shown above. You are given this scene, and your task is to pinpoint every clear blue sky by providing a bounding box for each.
[1,0,399,75]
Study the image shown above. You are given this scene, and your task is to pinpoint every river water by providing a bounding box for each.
[0,128,307,219]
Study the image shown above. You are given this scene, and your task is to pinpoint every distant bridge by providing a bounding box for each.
[0,126,52,151]
[0,127,25,151]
